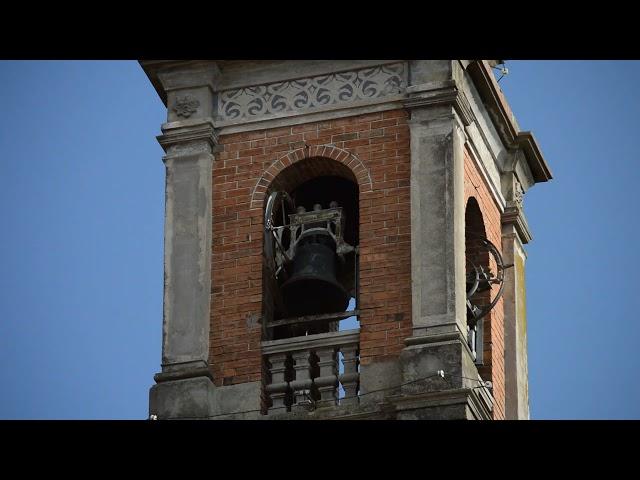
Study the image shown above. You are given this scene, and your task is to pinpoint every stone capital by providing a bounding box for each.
[157,119,219,156]
[403,80,475,128]
[502,206,533,245]
[141,61,220,123]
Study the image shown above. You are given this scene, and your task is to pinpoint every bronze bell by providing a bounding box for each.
[280,233,349,317]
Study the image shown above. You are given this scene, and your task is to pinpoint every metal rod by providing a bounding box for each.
[271,230,292,263]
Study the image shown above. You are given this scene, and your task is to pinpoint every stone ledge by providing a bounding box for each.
[516,131,552,183]
[388,386,493,420]
[157,118,218,153]
[154,365,213,384]
[262,328,360,356]
[264,401,391,420]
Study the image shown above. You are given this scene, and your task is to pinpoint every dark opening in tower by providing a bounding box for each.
[465,197,491,377]
[262,157,359,341]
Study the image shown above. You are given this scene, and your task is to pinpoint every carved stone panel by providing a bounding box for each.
[173,94,201,118]
[217,62,407,124]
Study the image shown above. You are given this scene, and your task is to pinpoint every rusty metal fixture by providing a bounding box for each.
[465,234,507,323]
[465,234,511,363]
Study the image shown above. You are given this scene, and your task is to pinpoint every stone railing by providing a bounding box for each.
[262,329,360,414]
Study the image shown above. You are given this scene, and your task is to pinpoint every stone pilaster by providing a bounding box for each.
[397,62,491,419]
[501,169,532,420]
[148,62,219,419]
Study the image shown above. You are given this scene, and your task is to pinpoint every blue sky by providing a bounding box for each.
[0,60,638,419]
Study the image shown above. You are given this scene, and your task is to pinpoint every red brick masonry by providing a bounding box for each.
[210,109,412,386]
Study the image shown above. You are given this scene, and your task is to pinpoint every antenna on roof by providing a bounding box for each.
[492,61,509,83]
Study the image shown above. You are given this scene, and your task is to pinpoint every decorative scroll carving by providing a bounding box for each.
[173,94,200,118]
[513,181,524,208]
[218,63,407,122]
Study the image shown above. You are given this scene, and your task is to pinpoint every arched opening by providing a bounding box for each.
[262,157,360,340]
[261,156,361,413]
[465,197,491,379]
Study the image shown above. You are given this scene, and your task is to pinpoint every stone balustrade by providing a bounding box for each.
[262,329,360,413]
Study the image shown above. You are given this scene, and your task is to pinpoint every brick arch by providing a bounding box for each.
[250,145,372,209]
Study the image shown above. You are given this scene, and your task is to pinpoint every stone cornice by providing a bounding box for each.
[403,80,475,126]
[154,366,214,383]
[140,60,220,105]
[516,131,552,183]
[404,330,463,347]
[217,100,404,136]
[502,206,533,244]
[388,386,493,420]
[466,60,518,143]
[261,329,360,356]
[466,60,553,184]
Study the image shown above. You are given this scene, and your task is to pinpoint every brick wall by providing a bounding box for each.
[209,109,412,386]
[463,146,506,420]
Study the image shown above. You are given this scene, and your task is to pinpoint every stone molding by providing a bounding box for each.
[154,366,214,383]
[404,330,464,347]
[261,328,360,356]
[389,386,493,420]
[516,131,552,183]
[141,60,220,104]
[217,101,404,136]
[157,119,218,154]
[403,80,475,127]
[465,60,552,184]
[404,328,480,366]
[502,206,533,244]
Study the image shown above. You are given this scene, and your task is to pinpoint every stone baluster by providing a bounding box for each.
[265,353,290,413]
[290,350,313,411]
[339,344,360,405]
[313,346,338,407]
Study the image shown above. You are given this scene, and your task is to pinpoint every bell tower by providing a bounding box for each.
[142,60,551,420]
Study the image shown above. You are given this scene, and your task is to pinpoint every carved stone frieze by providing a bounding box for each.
[217,63,407,123]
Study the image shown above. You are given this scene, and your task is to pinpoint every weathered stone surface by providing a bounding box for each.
[160,152,213,368]
[406,102,467,339]
[359,357,401,406]
[210,381,262,419]
[140,60,550,420]
[150,377,215,419]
